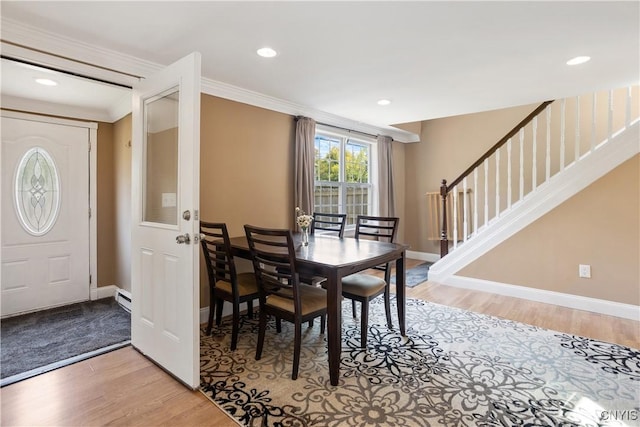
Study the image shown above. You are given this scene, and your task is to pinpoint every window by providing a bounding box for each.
[314,130,374,226]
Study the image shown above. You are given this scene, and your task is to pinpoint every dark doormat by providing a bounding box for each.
[1,297,131,386]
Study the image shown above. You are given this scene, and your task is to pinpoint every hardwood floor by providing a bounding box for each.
[2,259,638,426]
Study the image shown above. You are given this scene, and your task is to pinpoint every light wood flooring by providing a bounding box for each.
[2,259,638,426]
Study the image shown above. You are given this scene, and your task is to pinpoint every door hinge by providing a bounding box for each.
[89,208,92,218]
[88,141,92,152]
[89,274,92,284]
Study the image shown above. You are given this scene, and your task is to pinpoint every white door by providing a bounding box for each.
[131,53,201,388]
[1,114,92,316]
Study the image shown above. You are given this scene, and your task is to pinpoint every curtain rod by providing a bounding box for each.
[296,116,382,140]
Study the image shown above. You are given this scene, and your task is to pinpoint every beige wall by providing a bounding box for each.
[113,114,132,292]
[403,103,539,254]
[96,122,116,287]
[458,154,640,305]
[198,94,295,306]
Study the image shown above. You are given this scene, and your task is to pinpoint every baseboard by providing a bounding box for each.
[443,275,640,321]
[92,285,119,300]
[200,307,209,325]
[406,251,440,263]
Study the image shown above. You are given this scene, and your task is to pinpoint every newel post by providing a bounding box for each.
[440,179,449,257]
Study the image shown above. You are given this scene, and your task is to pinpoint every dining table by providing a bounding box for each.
[227,232,409,386]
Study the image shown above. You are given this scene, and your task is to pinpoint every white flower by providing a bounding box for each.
[295,207,313,230]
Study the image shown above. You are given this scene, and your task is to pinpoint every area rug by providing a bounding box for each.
[200,298,640,427]
[391,262,433,287]
[1,297,131,385]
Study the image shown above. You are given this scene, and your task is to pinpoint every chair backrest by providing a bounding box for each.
[244,225,301,312]
[311,212,347,237]
[354,215,399,243]
[354,215,400,280]
[200,222,238,293]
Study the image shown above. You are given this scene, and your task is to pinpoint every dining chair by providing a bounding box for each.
[200,222,259,351]
[244,224,327,380]
[311,212,347,237]
[341,215,399,348]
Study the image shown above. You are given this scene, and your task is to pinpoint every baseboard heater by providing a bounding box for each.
[115,289,132,313]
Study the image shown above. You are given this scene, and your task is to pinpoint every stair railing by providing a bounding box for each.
[439,85,639,257]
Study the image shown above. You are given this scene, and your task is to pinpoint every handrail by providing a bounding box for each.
[437,85,638,259]
[445,100,554,192]
[439,100,553,257]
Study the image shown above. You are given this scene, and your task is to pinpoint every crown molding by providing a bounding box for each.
[1,18,419,141]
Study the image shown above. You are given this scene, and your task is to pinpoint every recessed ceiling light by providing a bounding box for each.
[257,47,277,58]
[377,99,391,106]
[35,78,58,86]
[566,56,591,66]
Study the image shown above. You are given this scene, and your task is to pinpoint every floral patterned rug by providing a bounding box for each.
[200,298,640,427]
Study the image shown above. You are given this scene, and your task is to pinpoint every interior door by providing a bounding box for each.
[131,52,201,388]
[1,113,91,317]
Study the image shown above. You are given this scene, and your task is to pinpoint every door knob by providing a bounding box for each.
[176,233,191,244]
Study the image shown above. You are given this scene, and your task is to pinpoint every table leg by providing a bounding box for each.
[326,270,341,386]
[396,252,406,336]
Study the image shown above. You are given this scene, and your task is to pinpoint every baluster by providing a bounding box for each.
[532,116,537,190]
[495,147,500,216]
[507,138,512,208]
[591,92,597,152]
[484,159,489,226]
[452,184,458,249]
[473,168,478,236]
[608,89,613,141]
[575,95,581,162]
[519,128,524,201]
[546,107,551,181]
[439,179,448,257]
[462,177,468,241]
[560,98,566,171]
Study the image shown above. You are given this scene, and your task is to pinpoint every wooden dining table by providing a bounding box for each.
[227,233,408,386]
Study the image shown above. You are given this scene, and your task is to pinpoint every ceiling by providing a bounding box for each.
[1,1,638,135]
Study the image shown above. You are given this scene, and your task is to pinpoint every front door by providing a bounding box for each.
[130,53,201,388]
[1,113,92,317]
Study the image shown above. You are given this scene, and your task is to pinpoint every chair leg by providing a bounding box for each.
[384,286,393,329]
[320,315,326,334]
[292,321,302,380]
[255,311,267,361]
[247,300,254,319]
[360,299,369,349]
[206,295,215,336]
[215,298,224,326]
[230,302,240,351]
[308,320,314,328]
[276,317,282,333]
[351,300,357,318]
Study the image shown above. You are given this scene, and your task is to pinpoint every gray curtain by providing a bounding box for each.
[377,135,396,217]
[294,117,316,221]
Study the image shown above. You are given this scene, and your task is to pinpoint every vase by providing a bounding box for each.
[301,228,309,246]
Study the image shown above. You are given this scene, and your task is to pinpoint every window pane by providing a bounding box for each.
[346,185,369,225]
[314,184,340,213]
[345,140,368,183]
[143,89,179,225]
[315,135,340,182]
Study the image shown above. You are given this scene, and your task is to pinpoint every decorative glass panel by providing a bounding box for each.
[14,147,60,236]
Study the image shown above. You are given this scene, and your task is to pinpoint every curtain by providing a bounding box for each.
[377,135,396,217]
[294,117,316,222]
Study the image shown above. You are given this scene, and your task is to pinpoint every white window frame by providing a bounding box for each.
[313,125,378,228]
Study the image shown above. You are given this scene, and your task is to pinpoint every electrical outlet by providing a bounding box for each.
[579,264,591,279]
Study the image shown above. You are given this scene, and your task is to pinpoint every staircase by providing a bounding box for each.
[429,85,639,284]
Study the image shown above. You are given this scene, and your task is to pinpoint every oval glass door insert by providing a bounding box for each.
[14,147,61,236]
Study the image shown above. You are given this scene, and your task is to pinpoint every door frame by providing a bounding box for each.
[1,110,98,305]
